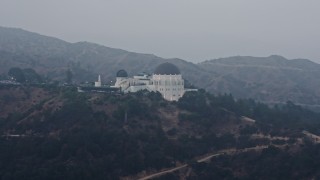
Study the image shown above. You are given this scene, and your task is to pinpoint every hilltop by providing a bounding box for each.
[199,55,320,107]
[1,85,320,179]
[1,27,320,107]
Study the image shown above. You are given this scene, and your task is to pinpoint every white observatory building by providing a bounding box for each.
[112,62,190,101]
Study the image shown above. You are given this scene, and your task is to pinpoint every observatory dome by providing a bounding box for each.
[116,69,128,77]
[154,63,180,75]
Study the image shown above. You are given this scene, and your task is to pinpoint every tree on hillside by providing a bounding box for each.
[66,69,73,84]
[23,68,43,83]
[8,67,25,83]
[8,67,43,84]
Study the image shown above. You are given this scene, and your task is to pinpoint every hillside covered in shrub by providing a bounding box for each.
[0,85,320,179]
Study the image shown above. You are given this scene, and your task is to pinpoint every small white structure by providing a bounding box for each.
[112,62,194,101]
[94,75,102,87]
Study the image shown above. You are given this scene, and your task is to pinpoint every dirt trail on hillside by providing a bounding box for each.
[135,146,269,180]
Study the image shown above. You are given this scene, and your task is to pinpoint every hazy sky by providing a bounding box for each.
[0,0,319,62]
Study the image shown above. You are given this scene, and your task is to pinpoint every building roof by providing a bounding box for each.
[154,62,181,75]
[116,69,128,77]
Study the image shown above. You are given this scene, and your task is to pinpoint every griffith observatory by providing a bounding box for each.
[92,62,196,101]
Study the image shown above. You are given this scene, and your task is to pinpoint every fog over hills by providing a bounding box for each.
[199,56,320,106]
[1,26,320,107]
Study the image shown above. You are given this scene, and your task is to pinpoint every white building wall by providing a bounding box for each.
[125,85,154,93]
[94,81,101,87]
[113,73,186,101]
[152,74,184,101]
[113,77,131,91]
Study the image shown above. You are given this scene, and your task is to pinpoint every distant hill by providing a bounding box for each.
[1,26,320,107]
[198,56,320,106]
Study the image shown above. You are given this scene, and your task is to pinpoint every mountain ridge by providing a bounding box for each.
[1,26,320,107]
